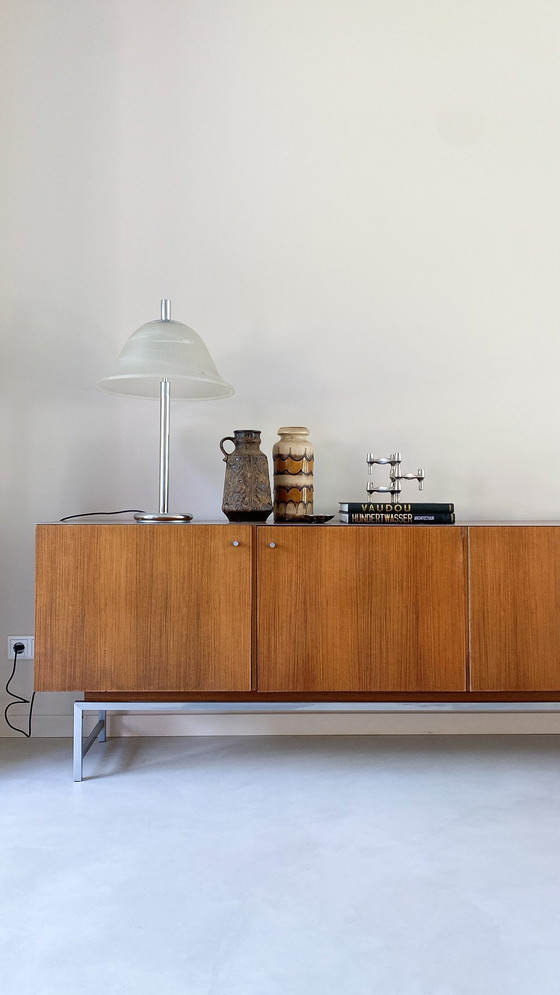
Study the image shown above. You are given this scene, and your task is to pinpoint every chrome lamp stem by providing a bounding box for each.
[134,303,193,523]
[159,378,171,515]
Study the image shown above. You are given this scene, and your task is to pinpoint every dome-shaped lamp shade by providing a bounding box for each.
[97,311,234,400]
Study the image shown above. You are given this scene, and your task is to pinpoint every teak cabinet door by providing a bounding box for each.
[470,527,560,691]
[35,524,252,692]
[256,526,468,692]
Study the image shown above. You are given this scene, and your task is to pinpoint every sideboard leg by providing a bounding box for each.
[73,705,107,781]
[73,703,83,782]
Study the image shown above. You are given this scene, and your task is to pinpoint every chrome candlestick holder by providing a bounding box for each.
[366,452,425,503]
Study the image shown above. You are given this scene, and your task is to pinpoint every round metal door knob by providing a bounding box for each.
[232,540,240,547]
[269,542,277,548]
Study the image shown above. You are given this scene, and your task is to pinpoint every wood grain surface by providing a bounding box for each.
[256,526,468,692]
[469,526,560,691]
[35,524,253,691]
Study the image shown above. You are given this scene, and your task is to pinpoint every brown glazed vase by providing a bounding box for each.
[220,430,273,522]
[273,426,314,521]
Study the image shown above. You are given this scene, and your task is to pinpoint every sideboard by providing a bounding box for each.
[34,522,560,701]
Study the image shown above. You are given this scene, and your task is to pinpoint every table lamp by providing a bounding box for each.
[97,299,234,522]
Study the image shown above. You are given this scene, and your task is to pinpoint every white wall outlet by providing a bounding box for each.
[7,636,34,659]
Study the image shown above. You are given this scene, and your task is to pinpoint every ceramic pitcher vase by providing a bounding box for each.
[220,430,273,522]
[273,426,314,521]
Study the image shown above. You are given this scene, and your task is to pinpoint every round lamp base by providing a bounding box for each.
[134,512,193,523]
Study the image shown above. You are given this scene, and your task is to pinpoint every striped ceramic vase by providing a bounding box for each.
[273,426,314,521]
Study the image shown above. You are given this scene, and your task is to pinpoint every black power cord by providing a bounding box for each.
[4,643,36,737]
[59,510,146,522]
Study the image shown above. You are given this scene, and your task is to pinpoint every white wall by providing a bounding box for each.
[2,0,560,735]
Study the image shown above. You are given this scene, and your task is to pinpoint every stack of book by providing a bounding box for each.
[339,502,455,524]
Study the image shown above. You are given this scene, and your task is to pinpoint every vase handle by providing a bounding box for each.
[219,436,236,461]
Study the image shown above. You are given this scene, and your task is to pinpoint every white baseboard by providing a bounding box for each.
[4,711,560,737]
[108,712,560,736]
[0,706,560,738]
[1,713,96,737]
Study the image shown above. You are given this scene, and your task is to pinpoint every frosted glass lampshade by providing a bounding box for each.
[96,308,234,399]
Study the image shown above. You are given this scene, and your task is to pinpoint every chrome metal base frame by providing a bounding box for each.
[73,700,560,781]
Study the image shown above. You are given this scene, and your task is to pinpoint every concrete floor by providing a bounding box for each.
[1,735,560,995]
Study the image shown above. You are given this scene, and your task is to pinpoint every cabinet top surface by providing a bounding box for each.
[36,520,560,527]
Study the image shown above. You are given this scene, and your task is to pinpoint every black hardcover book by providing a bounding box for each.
[339,511,455,524]
[339,502,454,514]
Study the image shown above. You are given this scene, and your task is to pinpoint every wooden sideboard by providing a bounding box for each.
[34,523,560,702]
